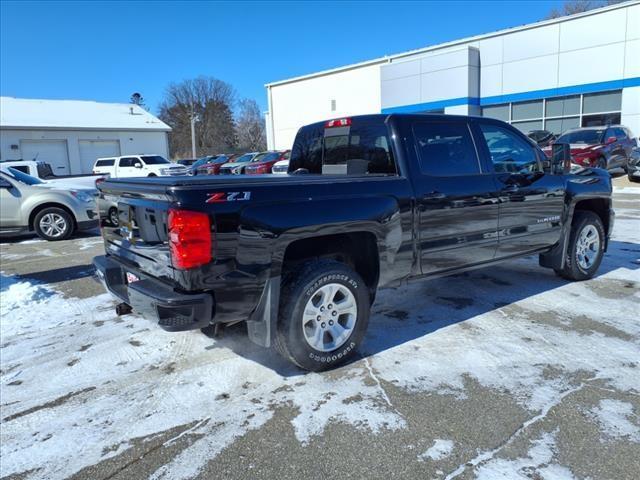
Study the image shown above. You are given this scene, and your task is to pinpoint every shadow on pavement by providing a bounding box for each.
[206,239,639,376]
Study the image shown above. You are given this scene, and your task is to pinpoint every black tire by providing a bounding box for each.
[629,173,640,183]
[108,207,119,227]
[33,207,74,241]
[596,156,607,169]
[275,259,370,371]
[147,173,157,177]
[554,211,605,281]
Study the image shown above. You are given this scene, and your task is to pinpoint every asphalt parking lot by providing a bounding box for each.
[1,177,639,480]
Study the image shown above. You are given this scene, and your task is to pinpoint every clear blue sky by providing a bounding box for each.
[1,0,566,115]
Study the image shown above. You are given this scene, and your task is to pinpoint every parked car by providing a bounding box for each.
[196,154,238,175]
[1,168,98,241]
[0,160,103,189]
[527,129,556,147]
[93,155,188,178]
[543,125,636,170]
[627,147,640,183]
[218,152,260,175]
[177,158,197,166]
[271,157,290,174]
[188,155,222,175]
[245,150,291,175]
[94,113,613,371]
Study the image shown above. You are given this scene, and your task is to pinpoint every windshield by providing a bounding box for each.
[141,155,170,165]
[251,153,271,163]
[212,155,229,164]
[191,156,216,169]
[556,129,606,145]
[5,167,44,185]
[254,152,280,163]
[235,154,255,163]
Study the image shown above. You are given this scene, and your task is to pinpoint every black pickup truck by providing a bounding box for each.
[94,114,614,371]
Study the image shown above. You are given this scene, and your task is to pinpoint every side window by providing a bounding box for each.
[10,165,30,174]
[96,159,114,167]
[478,123,540,173]
[412,121,480,176]
[614,128,626,140]
[119,157,136,167]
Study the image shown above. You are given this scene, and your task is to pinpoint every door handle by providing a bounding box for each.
[422,191,446,201]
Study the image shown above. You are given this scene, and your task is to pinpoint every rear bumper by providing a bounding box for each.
[93,255,213,332]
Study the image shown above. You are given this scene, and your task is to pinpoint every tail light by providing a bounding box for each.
[325,118,351,128]
[167,209,212,269]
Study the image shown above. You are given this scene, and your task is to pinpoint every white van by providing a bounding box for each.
[93,155,188,178]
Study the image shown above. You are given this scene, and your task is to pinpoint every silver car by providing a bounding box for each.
[0,168,98,241]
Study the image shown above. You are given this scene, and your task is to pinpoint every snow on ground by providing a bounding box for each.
[473,430,576,480]
[418,439,454,462]
[588,399,640,443]
[1,191,639,479]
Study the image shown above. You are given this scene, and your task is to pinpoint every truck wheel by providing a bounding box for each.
[596,156,607,169]
[147,173,157,177]
[34,207,74,241]
[276,259,370,371]
[108,207,119,226]
[554,211,604,281]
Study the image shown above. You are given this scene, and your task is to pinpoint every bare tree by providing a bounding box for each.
[159,76,237,158]
[546,0,624,19]
[235,99,267,151]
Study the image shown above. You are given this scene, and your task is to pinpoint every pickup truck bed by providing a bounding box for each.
[94,113,613,371]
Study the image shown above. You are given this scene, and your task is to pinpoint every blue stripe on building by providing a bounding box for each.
[381,77,640,114]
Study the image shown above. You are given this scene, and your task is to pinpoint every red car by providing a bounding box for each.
[199,154,238,175]
[244,150,290,175]
[543,125,636,170]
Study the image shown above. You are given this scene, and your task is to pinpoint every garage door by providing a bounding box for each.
[20,140,70,175]
[79,140,121,173]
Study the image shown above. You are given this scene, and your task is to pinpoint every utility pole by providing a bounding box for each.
[190,106,200,158]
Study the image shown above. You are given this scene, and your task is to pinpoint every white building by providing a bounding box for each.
[0,97,171,174]
[265,1,640,150]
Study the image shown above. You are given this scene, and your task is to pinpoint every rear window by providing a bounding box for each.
[95,159,115,167]
[289,119,397,175]
[140,155,170,165]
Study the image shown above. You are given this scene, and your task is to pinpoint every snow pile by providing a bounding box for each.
[1,190,639,480]
[418,439,454,461]
[473,431,577,480]
[589,399,640,443]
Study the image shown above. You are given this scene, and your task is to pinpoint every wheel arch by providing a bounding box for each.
[280,231,381,298]
[28,202,77,232]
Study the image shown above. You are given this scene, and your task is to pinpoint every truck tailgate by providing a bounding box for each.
[99,182,176,285]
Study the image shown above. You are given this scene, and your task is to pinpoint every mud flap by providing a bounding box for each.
[246,276,280,348]
[539,227,569,270]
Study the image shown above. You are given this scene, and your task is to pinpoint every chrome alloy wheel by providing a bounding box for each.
[302,283,357,352]
[39,213,67,238]
[576,224,600,270]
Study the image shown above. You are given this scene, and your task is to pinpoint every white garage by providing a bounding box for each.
[0,97,171,174]
[78,140,121,170]
[20,139,70,174]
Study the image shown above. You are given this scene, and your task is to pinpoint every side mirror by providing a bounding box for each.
[551,143,571,174]
[134,162,143,169]
[606,136,616,145]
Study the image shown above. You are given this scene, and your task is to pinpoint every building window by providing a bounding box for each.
[481,90,622,136]
[512,100,543,121]
[481,104,509,122]
[331,99,336,112]
[546,95,580,117]
[582,91,622,115]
